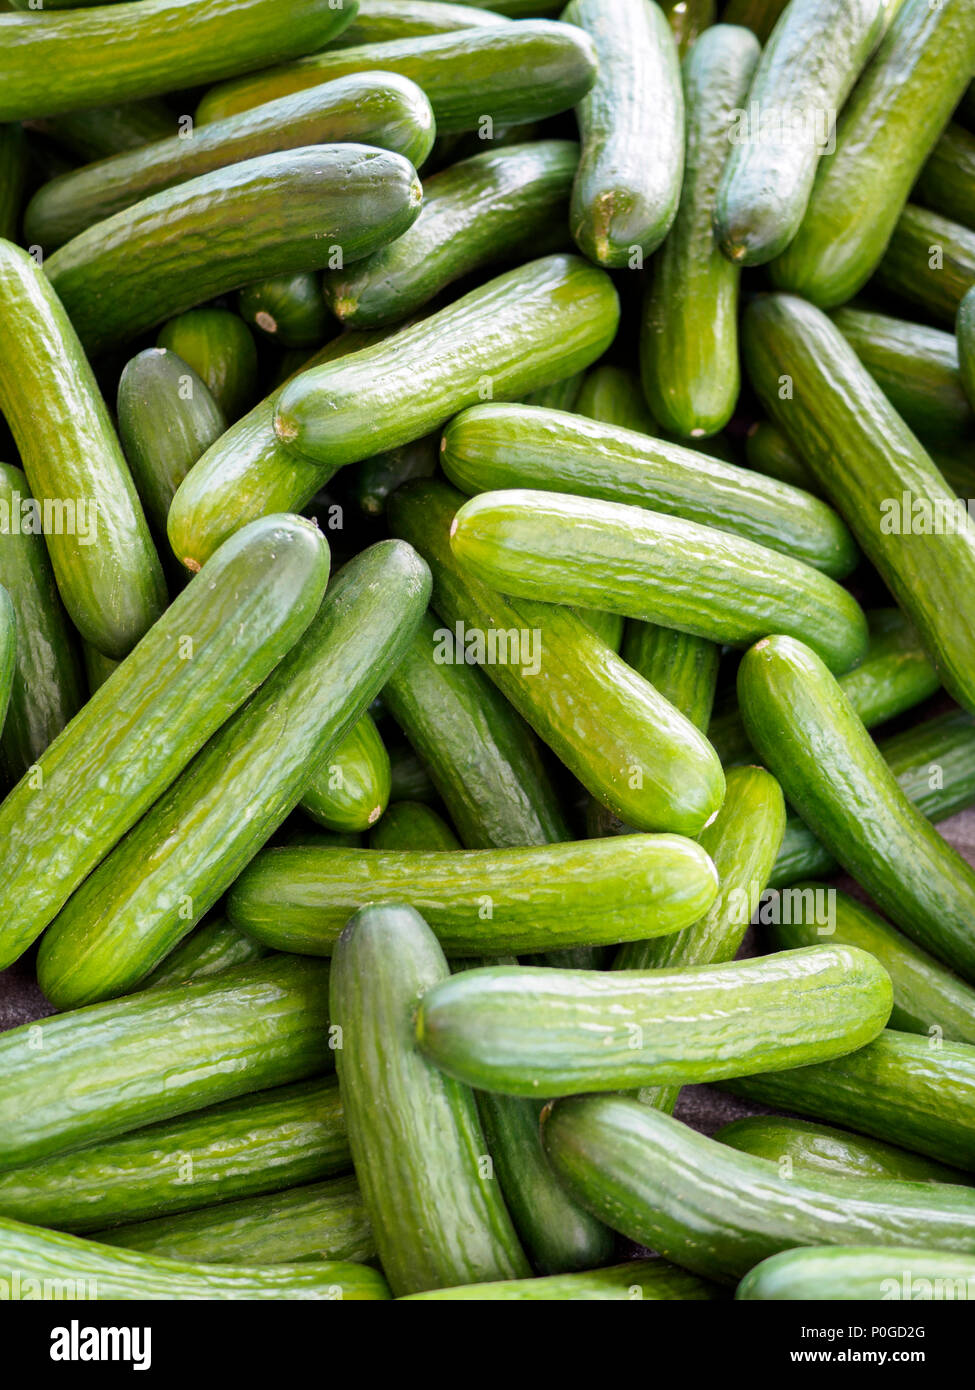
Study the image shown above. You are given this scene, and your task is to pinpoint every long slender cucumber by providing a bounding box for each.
[27,98,175,163]
[737,1246,975,1301]
[717,1116,966,1185]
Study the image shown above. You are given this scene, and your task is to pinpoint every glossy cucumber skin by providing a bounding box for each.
[140,918,271,991]
[622,621,719,733]
[0,240,166,657]
[370,801,460,850]
[45,145,423,356]
[541,1095,975,1285]
[0,0,357,122]
[717,1117,965,1185]
[737,1245,975,1301]
[915,123,975,232]
[714,0,885,267]
[874,203,975,324]
[389,478,726,834]
[402,1260,723,1300]
[37,540,431,1007]
[330,903,530,1294]
[276,255,619,467]
[440,403,859,578]
[325,140,577,327]
[300,712,391,833]
[29,98,175,163]
[238,273,330,350]
[641,24,758,436]
[0,123,25,240]
[0,463,85,783]
[743,293,975,715]
[739,635,975,984]
[0,513,328,972]
[574,364,656,435]
[565,0,684,266]
[334,0,506,46]
[770,0,975,306]
[26,74,436,251]
[157,307,257,422]
[960,285,975,410]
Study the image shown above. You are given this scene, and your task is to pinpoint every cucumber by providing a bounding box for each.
[348,434,439,518]
[300,712,391,833]
[574,364,656,435]
[737,1245,975,1301]
[402,1260,723,1300]
[370,800,461,850]
[641,24,759,437]
[0,240,166,657]
[717,1116,965,1185]
[743,293,975,715]
[915,122,975,232]
[389,742,439,803]
[874,203,975,324]
[719,0,787,42]
[117,347,227,536]
[0,463,85,783]
[238,274,330,350]
[81,640,119,696]
[564,0,684,266]
[157,306,258,422]
[714,0,885,267]
[45,145,423,356]
[440,403,858,577]
[0,513,328,972]
[621,622,718,735]
[0,0,357,122]
[745,420,821,495]
[575,608,624,652]
[540,1095,975,1285]
[662,0,715,55]
[0,124,25,240]
[141,918,271,992]
[960,285,975,412]
[770,0,975,307]
[36,540,431,1007]
[524,371,585,411]
[334,0,507,46]
[324,139,577,327]
[0,585,13,734]
[389,478,726,833]
[30,98,174,163]
[330,903,530,1294]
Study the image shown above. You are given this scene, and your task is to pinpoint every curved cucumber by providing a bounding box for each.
[874,203,975,324]
[335,0,506,46]
[717,1116,965,1185]
[574,364,656,435]
[915,122,975,233]
[300,712,391,834]
[737,1245,975,1301]
[620,623,717,734]
[370,800,461,850]
[141,918,270,992]
[0,123,25,240]
[238,273,330,350]
[157,307,257,422]
[402,1259,723,1300]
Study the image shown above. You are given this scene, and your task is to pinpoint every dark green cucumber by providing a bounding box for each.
[874,203,975,324]
[714,0,885,267]
[620,623,717,734]
[440,403,858,577]
[743,293,975,714]
[335,0,505,46]
[719,0,788,42]
[0,240,166,657]
[641,23,758,437]
[388,742,439,803]
[574,364,656,435]
[0,585,13,736]
[330,903,530,1294]
[0,463,84,783]
[46,145,423,355]
[348,434,439,518]
[370,800,461,850]
[157,306,258,422]
[81,640,119,696]
[197,21,598,132]
[402,1259,723,1300]
[300,712,391,833]
[26,74,436,252]
[117,347,227,536]
[36,540,430,1007]
[0,0,356,122]
[28,98,175,163]
[325,139,577,327]
[915,122,975,232]
[0,513,328,972]
[141,918,271,991]
[960,284,975,411]
[662,0,715,55]
[239,273,330,350]
[737,1245,975,1301]
[745,419,821,495]
[564,0,684,266]
[0,123,25,240]
[523,370,585,411]
[770,0,975,307]
[717,1116,965,1185]
[541,1095,975,1285]
[389,478,726,833]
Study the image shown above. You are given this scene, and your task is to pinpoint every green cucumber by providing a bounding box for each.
[714,0,885,267]
[575,607,624,651]
[717,1116,965,1185]
[641,23,759,436]
[0,585,13,735]
[0,0,356,122]
[330,903,530,1294]
[440,403,858,578]
[564,0,684,266]
[0,463,85,783]
[719,0,787,42]
[745,420,820,495]
[574,364,656,435]
[389,742,438,803]
[743,293,975,715]
[662,0,715,55]
[29,98,174,164]
[239,274,330,350]
[402,1260,723,1300]
[141,918,271,992]
[770,0,975,307]
[370,800,461,850]
[0,512,328,972]
[348,434,439,518]
[524,371,585,411]
[0,240,166,657]
[737,1245,975,1301]
[45,145,423,356]
[325,139,577,327]
[915,122,975,232]
[960,284,975,409]
[541,1095,975,1285]
[0,124,25,240]
[335,0,506,45]
[157,306,258,422]
[874,203,975,324]
[620,622,718,736]
[300,712,391,833]
[36,540,431,1007]
[81,640,119,696]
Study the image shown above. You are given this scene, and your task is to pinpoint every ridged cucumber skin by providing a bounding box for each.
[737,1246,975,1301]
[36,540,431,1007]
[382,610,570,849]
[276,255,618,468]
[197,22,598,132]
[0,1215,387,1300]
[717,1117,965,1185]
[0,513,329,972]
[440,403,859,578]
[402,1259,723,1300]
[141,918,271,991]
[0,0,357,123]
[0,1079,349,1233]
[0,586,13,734]
[389,478,726,834]
[874,204,975,324]
[94,1176,373,1266]
[117,347,226,536]
[28,98,175,163]
[916,123,975,232]
[335,0,505,46]
[45,145,423,356]
[0,463,84,783]
[330,903,530,1294]
[564,0,684,266]
[524,371,586,411]
[157,307,257,422]
[370,801,461,850]
[744,293,975,715]
[541,1095,975,1285]
[574,364,656,435]
[641,24,758,436]
[325,140,577,327]
[0,240,166,657]
[739,635,975,985]
[770,0,975,307]
[745,420,820,494]
[0,124,25,240]
[239,274,330,350]
[714,0,885,267]
[26,75,436,252]
[960,285,975,410]
[619,623,717,733]
[451,489,869,673]
[300,712,391,833]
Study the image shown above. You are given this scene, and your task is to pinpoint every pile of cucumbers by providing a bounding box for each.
[1,0,975,1305]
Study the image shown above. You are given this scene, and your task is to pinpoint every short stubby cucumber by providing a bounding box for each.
[300,712,391,834]
[716,1116,968,1186]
